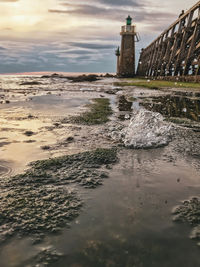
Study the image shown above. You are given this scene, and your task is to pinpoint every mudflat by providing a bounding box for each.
[0,75,200,267]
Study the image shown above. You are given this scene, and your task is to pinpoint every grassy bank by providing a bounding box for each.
[114,79,200,90]
[69,98,113,125]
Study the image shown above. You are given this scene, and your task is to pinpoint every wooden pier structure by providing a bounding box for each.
[137,1,200,81]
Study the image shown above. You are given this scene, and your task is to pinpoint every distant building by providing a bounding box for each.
[116,16,139,77]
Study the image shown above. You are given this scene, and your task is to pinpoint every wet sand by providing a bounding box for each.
[0,75,200,267]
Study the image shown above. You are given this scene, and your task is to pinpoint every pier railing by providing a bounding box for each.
[137,1,200,79]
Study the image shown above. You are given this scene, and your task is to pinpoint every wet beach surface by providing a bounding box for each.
[0,75,200,267]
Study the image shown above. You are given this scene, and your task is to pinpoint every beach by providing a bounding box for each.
[0,74,200,267]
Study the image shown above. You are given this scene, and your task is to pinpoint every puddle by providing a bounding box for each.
[115,95,137,121]
[40,149,200,267]
[140,94,200,122]
[0,88,109,173]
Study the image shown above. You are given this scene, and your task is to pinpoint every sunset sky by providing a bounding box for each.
[0,0,198,73]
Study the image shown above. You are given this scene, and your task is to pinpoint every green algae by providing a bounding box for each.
[0,148,118,244]
[114,79,200,90]
[173,197,200,225]
[166,117,192,125]
[172,197,200,245]
[68,98,113,125]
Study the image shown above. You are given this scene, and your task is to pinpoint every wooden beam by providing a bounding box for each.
[137,1,200,79]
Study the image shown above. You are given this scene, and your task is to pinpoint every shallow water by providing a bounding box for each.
[50,148,200,267]
[0,75,200,267]
[1,148,199,267]
[140,93,200,122]
[0,75,116,173]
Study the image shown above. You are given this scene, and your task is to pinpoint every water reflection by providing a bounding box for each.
[140,95,200,122]
[117,95,133,120]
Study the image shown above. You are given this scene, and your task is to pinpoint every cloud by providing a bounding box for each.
[0,0,192,74]
[0,38,117,73]
[49,3,175,26]
[60,0,141,7]
[49,5,108,16]
[68,42,116,50]
[97,0,141,6]
[0,0,19,2]
[49,0,143,19]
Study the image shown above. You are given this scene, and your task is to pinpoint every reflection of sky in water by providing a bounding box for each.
[0,113,55,174]
[0,76,115,174]
[0,94,90,116]
[36,150,200,267]
[28,95,90,115]
[141,95,200,122]
[0,91,91,174]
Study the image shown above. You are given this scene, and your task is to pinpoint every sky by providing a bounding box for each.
[0,0,198,73]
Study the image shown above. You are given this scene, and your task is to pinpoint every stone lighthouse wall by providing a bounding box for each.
[119,34,135,77]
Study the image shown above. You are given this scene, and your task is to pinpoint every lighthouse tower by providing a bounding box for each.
[117,16,138,77]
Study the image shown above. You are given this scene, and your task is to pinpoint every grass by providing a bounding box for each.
[114,78,200,90]
[166,117,191,125]
[70,98,113,125]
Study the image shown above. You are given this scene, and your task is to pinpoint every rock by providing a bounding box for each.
[66,136,74,142]
[24,131,35,136]
[20,81,41,86]
[27,114,35,119]
[41,145,51,150]
[109,109,172,148]
[41,73,99,82]
[104,73,115,78]
[41,75,50,78]
[190,226,200,239]
[51,73,60,77]
[172,197,200,246]
[41,73,66,79]
[105,90,117,95]
[66,74,99,83]
[53,122,60,127]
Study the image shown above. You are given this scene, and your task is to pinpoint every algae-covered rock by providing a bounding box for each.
[66,74,99,83]
[67,98,113,125]
[0,148,117,243]
[172,197,200,225]
[172,197,200,245]
[0,186,81,243]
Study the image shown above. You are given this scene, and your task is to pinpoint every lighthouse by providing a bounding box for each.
[116,16,139,77]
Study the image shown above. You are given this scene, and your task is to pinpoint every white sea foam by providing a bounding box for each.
[110,109,172,148]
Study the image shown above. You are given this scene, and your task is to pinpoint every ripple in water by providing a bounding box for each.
[0,164,12,177]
